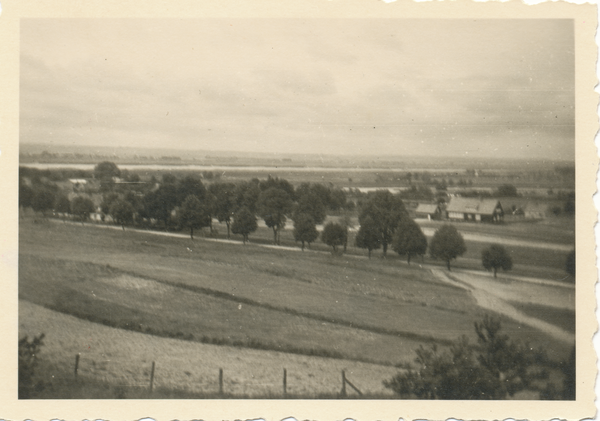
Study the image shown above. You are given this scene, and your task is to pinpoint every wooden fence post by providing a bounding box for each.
[283,368,287,396]
[74,354,80,379]
[149,361,156,393]
[341,370,363,397]
[219,368,223,395]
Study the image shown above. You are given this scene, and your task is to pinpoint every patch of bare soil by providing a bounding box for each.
[19,300,397,398]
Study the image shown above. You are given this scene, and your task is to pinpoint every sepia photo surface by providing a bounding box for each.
[2,1,598,420]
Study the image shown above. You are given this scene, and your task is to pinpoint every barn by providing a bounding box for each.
[415,203,442,220]
[445,197,504,223]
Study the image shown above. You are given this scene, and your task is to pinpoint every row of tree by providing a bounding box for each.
[19,163,574,277]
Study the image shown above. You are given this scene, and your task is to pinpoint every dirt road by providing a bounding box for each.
[430,269,574,344]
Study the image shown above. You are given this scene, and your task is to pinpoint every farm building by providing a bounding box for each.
[415,203,442,220]
[68,178,87,192]
[445,197,504,223]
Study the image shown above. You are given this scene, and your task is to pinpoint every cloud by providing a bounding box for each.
[20,19,575,160]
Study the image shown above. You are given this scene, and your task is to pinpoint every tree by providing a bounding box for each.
[143,183,178,228]
[321,222,347,253]
[429,224,466,270]
[358,190,408,257]
[392,218,428,264]
[31,187,56,217]
[71,196,95,225]
[355,216,381,259]
[294,192,327,225]
[231,207,258,244]
[19,333,45,399]
[565,249,575,277]
[54,194,71,222]
[293,214,319,251]
[338,213,353,252]
[481,244,513,277]
[178,195,211,240]
[495,184,518,197]
[210,183,238,238]
[110,200,135,230]
[235,180,261,214]
[100,192,119,220]
[94,161,121,180]
[94,161,120,191]
[257,187,293,245]
[177,176,206,206]
[383,315,543,399]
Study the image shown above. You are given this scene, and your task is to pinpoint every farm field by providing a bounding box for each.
[19,216,575,397]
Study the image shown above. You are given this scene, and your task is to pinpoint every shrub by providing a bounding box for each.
[383,316,552,399]
[19,333,45,398]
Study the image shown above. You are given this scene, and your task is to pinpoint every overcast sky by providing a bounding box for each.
[20,19,574,160]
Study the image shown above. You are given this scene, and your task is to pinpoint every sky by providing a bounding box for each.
[20,19,575,160]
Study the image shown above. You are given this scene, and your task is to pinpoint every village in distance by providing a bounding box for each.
[18,143,576,400]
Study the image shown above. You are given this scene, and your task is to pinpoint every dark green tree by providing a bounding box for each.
[179,195,211,240]
[54,193,71,222]
[321,222,347,253]
[210,182,238,238]
[94,161,121,180]
[143,183,178,228]
[177,175,206,206]
[293,214,319,251]
[294,191,327,225]
[495,184,518,197]
[31,187,56,217]
[71,196,95,225]
[392,218,428,264]
[231,207,258,244]
[429,224,466,270]
[94,161,121,191]
[384,315,540,399]
[355,215,381,259]
[358,190,408,257]
[257,187,293,245]
[19,333,45,399]
[481,244,513,277]
[110,200,135,230]
[235,180,261,214]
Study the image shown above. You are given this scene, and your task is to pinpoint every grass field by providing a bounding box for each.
[18,217,575,397]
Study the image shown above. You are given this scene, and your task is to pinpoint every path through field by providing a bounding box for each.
[430,269,574,344]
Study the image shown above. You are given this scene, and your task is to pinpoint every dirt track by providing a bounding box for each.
[430,269,574,344]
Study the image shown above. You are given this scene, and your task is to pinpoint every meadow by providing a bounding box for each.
[18,216,575,397]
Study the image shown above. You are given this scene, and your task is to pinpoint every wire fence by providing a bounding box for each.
[66,353,371,398]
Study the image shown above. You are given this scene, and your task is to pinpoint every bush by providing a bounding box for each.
[19,333,45,398]
[383,316,553,399]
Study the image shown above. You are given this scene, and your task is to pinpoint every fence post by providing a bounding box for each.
[341,370,347,397]
[283,368,287,396]
[149,361,156,393]
[219,368,223,395]
[74,354,80,379]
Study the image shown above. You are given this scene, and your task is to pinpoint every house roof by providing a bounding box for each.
[415,203,439,214]
[446,197,501,215]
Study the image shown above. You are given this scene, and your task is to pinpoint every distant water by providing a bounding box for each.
[20,162,468,173]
